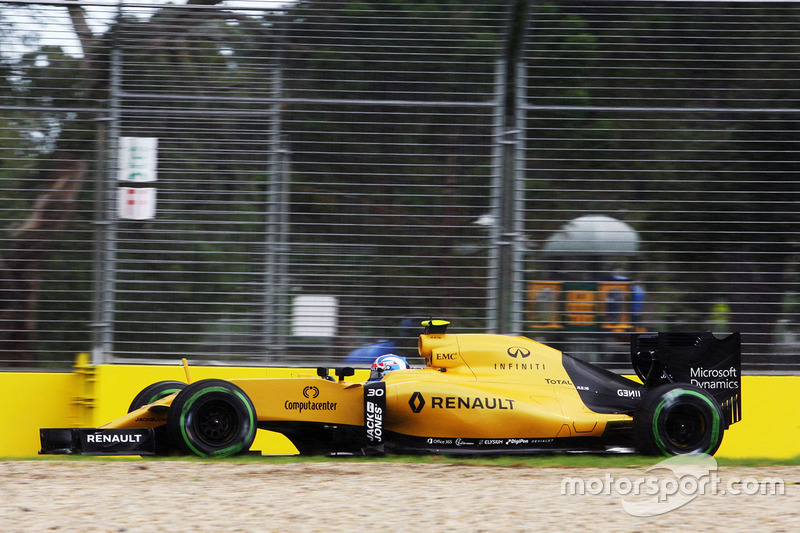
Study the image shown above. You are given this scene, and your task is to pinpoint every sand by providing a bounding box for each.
[1,460,798,532]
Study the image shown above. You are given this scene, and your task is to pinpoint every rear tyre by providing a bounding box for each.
[128,380,187,455]
[634,383,724,456]
[166,379,257,457]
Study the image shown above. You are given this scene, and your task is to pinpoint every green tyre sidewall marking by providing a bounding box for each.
[179,385,256,458]
[652,389,721,456]
[146,388,182,405]
[129,381,187,413]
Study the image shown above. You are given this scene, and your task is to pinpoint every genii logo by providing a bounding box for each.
[507,346,531,359]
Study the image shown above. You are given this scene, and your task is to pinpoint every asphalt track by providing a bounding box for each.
[1,461,798,531]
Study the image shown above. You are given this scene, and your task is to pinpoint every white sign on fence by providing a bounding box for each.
[291,295,338,337]
[118,137,158,183]
[118,187,157,220]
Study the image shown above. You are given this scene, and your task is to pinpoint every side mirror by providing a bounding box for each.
[317,367,334,381]
[335,367,355,382]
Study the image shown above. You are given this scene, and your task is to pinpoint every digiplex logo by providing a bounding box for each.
[507,346,531,359]
[409,392,426,413]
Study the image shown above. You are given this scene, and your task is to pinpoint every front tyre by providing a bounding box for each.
[128,380,187,455]
[128,380,187,412]
[166,379,257,457]
[634,383,724,456]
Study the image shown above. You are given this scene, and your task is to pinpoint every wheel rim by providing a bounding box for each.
[662,403,707,450]
[191,399,239,447]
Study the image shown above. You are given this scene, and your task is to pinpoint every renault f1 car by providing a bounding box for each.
[40,321,741,458]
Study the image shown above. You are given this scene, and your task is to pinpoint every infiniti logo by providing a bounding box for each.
[507,346,531,359]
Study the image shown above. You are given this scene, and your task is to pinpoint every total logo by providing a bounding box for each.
[545,378,572,386]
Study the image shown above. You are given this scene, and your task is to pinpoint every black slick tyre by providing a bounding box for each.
[128,380,187,455]
[128,380,187,412]
[634,383,724,456]
[166,379,257,457]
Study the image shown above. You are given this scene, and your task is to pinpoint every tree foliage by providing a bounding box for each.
[1,0,799,364]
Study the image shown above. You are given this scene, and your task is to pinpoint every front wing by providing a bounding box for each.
[40,428,156,456]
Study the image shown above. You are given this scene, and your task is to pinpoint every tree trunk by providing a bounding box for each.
[1,155,88,365]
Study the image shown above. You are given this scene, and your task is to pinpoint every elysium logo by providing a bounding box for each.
[507,346,531,358]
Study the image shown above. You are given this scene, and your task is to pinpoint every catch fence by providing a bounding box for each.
[1,0,798,371]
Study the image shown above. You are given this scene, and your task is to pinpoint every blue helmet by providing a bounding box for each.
[369,354,409,380]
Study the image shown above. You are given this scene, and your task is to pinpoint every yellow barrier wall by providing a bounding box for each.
[2,364,798,459]
[716,375,800,459]
[4,371,79,457]
[1,360,333,457]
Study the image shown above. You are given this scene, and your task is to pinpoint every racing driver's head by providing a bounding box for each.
[369,354,410,380]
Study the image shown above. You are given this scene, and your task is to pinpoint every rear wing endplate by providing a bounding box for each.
[631,332,742,428]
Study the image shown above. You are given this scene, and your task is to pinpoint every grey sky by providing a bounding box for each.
[2,0,285,59]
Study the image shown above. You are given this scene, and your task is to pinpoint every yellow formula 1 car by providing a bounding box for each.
[40,321,741,457]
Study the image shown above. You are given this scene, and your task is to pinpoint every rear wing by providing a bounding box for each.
[631,332,742,428]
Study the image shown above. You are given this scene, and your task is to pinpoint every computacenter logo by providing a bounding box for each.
[560,454,785,517]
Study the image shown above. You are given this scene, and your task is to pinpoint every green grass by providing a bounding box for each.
[266,453,800,468]
[10,453,800,467]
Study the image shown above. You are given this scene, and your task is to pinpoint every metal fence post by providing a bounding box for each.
[91,46,121,365]
[491,0,529,334]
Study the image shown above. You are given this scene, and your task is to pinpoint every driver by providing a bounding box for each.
[369,354,410,381]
